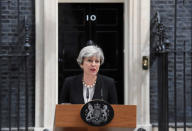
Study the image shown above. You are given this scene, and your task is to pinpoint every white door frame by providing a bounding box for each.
[35,0,151,130]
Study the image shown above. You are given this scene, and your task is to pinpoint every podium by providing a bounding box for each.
[54,104,136,131]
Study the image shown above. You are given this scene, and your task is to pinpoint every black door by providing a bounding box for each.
[58,3,124,104]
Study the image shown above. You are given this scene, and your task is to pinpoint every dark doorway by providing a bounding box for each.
[58,3,124,104]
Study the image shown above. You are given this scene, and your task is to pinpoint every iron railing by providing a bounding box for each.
[150,0,192,130]
[0,52,30,131]
[0,28,31,131]
[0,0,32,129]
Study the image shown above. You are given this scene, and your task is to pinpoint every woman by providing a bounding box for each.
[60,45,118,104]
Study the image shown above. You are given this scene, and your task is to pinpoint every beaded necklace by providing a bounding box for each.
[82,80,96,88]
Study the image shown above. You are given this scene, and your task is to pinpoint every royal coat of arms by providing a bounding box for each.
[80,100,114,126]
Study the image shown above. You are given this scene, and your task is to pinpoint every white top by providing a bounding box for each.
[83,85,95,103]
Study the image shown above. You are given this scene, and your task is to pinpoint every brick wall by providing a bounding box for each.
[150,0,192,124]
[1,0,191,128]
[0,0,35,128]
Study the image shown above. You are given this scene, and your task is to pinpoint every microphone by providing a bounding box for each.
[100,76,104,101]
[86,88,89,102]
[101,87,103,100]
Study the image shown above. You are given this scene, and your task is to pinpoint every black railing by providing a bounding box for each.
[150,0,192,130]
[0,53,29,131]
[158,52,169,131]
[0,3,32,129]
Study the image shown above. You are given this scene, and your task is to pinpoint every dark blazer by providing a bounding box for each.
[59,74,118,104]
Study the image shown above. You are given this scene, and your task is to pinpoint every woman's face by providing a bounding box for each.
[80,56,101,76]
